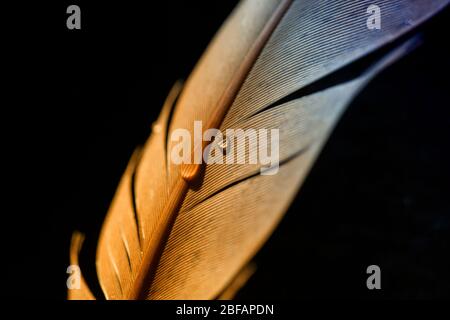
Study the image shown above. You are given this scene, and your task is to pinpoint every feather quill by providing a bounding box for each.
[68,0,449,300]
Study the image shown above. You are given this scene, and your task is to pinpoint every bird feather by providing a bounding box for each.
[68,0,449,300]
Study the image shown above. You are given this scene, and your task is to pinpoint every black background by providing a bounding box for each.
[3,1,450,299]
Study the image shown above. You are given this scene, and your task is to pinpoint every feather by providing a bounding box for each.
[68,0,449,300]
[68,232,94,300]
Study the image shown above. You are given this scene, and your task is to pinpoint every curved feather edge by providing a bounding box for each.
[216,263,257,300]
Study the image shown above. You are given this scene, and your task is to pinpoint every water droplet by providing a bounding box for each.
[218,136,229,155]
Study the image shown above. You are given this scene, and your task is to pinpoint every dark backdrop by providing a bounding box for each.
[3,1,450,299]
